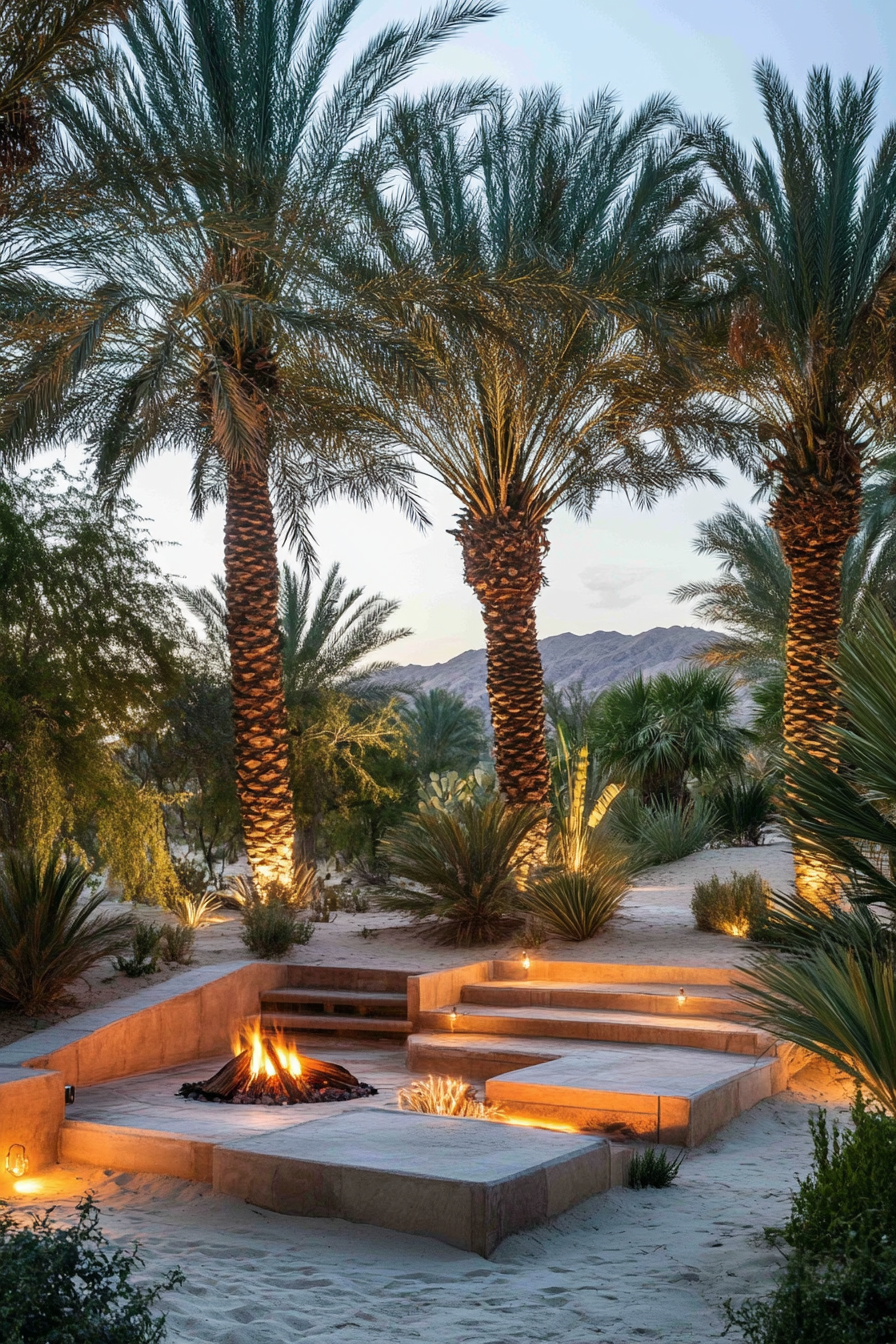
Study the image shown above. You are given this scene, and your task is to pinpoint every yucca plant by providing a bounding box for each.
[0,851,133,1013]
[164,890,222,930]
[378,799,542,945]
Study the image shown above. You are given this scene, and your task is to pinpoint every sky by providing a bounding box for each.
[51,0,896,665]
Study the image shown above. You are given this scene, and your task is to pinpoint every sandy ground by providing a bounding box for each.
[1,837,860,1342]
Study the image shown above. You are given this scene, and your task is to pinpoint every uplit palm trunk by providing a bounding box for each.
[223,461,295,887]
[455,508,551,821]
[773,462,861,900]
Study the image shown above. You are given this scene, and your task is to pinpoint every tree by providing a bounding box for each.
[401,688,485,780]
[692,64,896,892]
[588,666,747,806]
[2,0,496,886]
[351,86,742,817]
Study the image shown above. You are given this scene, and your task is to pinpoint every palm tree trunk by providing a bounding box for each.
[773,470,861,899]
[454,508,551,815]
[223,461,295,887]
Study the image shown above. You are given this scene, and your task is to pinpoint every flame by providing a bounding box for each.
[235,1024,303,1081]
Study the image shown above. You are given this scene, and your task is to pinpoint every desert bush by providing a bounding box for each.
[337,888,370,913]
[240,900,313,959]
[611,794,719,864]
[691,870,770,937]
[397,1075,503,1119]
[115,922,164,977]
[523,865,631,941]
[164,889,223,929]
[628,1146,684,1189]
[159,924,195,964]
[728,1098,896,1343]
[0,1195,183,1344]
[170,855,211,897]
[227,861,321,910]
[0,852,134,1013]
[511,915,551,949]
[378,799,542,946]
[712,777,776,845]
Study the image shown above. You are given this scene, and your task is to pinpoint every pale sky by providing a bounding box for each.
[53,0,896,664]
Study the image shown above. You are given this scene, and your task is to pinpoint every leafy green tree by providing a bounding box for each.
[3,0,496,886]
[588,666,747,806]
[401,689,485,780]
[352,85,743,813]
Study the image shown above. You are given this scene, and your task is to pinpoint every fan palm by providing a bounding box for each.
[351,86,743,815]
[691,64,896,893]
[4,0,495,884]
[401,688,485,780]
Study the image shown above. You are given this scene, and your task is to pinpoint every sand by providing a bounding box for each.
[4,838,856,1342]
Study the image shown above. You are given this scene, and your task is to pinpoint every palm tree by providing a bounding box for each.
[401,688,485,780]
[351,87,744,819]
[692,65,896,885]
[2,0,496,885]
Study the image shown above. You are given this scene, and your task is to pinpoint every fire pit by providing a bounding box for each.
[177,1024,378,1107]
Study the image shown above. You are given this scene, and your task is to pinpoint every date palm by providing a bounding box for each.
[351,86,743,816]
[691,64,896,891]
[2,0,495,884]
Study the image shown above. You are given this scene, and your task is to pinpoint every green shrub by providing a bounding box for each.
[523,864,630,941]
[115,922,164,976]
[610,793,719,864]
[628,1146,684,1189]
[728,1098,896,1343]
[691,870,769,937]
[240,901,313,959]
[159,924,195,964]
[712,777,776,846]
[378,799,543,946]
[0,1194,183,1343]
[0,852,134,1013]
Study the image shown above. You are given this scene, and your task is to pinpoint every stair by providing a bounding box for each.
[462,979,745,1019]
[260,967,414,1038]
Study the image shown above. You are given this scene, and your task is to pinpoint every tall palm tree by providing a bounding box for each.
[1,0,496,884]
[401,688,485,780]
[692,65,896,877]
[350,87,744,818]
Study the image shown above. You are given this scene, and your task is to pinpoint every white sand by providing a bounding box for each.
[4,838,861,1342]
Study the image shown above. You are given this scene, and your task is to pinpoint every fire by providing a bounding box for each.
[236,1024,303,1081]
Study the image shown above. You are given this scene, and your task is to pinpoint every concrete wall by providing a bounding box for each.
[0,1067,64,1191]
[408,961,491,1022]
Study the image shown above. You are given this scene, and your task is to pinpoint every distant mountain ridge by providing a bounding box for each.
[389,625,712,716]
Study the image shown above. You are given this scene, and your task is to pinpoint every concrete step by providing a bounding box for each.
[261,1012,413,1037]
[461,979,744,1019]
[406,1031,783,1147]
[418,1003,773,1055]
[261,989,408,1016]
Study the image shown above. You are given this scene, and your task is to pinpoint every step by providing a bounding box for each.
[461,979,744,1019]
[406,1031,783,1147]
[261,1012,413,1037]
[418,1003,773,1055]
[261,989,408,1016]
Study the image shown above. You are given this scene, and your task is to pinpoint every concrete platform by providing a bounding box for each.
[462,979,745,1019]
[213,1108,625,1257]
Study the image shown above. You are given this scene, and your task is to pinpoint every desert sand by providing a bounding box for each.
[5,838,854,1343]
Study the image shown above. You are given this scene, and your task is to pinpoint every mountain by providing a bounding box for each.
[389,625,712,716]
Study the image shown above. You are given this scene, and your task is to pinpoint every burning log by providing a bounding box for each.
[177,1024,377,1106]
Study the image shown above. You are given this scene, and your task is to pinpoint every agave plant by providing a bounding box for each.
[378,799,542,946]
[164,890,223,930]
[523,867,632,942]
[0,851,133,1013]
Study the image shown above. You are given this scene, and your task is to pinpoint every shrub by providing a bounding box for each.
[159,924,195,964]
[240,901,313,959]
[691,870,770,937]
[377,799,543,946]
[727,1098,896,1343]
[115,922,164,977]
[170,854,211,897]
[523,865,631,941]
[628,1146,684,1189]
[164,890,222,929]
[397,1075,503,1120]
[337,888,370,913]
[0,1195,183,1344]
[609,793,719,864]
[0,852,134,1013]
[712,777,776,846]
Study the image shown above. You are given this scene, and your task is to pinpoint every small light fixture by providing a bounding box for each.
[677,988,687,1007]
[522,951,530,973]
[64,1085,76,1105]
[449,1006,457,1030]
[6,1144,27,1178]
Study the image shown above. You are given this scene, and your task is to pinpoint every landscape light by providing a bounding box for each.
[677,988,687,1007]
[449,1006,457,1030]
[5,1144,27,1178]
[522,951,530,973]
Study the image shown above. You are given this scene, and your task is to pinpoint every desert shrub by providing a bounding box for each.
[0,1195,183,1344]
[227,861,321,910]
[159,924,195,964]
[397,1075,503,1119]
[620,795,720,864]
[115,922,164,977]
[164,890,222,929]
[691,870,770,937]
[712,777,777,845]
[0,852,134,1013]
[240,901,313,958]
[337,888,370,913]
[628,1146,684,1189]
[377,799,543,946]
[170,855,211,896]
[523,865,631,941]
[511,915,551,949]
[728,1098,896,1343]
